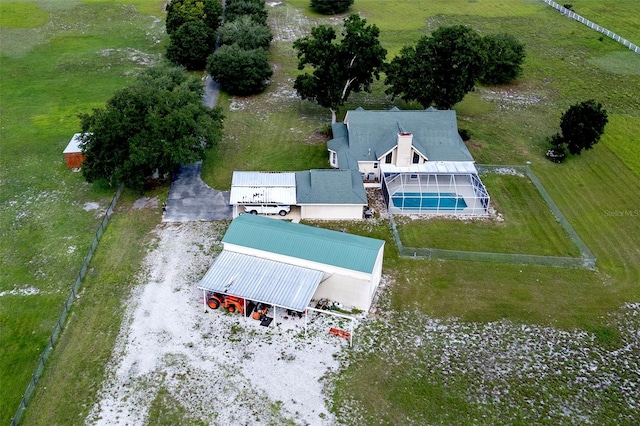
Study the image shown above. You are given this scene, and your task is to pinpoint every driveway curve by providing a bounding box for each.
[163,161,232,222]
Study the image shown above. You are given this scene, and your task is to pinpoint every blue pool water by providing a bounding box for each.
[391,192,467,210]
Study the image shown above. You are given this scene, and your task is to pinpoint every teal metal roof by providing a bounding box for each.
[223,214,384,274]
[295,169,367,204]
[327,108,474,166]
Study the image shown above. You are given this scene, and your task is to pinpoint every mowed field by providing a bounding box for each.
[2,0,639,424]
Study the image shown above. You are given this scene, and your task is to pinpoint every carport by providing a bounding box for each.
[197,250,324,314]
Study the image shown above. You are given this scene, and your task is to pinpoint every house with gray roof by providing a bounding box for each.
[328,107,490,216]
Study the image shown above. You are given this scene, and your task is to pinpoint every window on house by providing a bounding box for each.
[373,162,378,169]
[331,151,337,166]
[385,152,393,164]
[412,152,420,164]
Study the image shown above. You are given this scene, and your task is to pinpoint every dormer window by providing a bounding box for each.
[412,152,420,164]
[385,152,393,164]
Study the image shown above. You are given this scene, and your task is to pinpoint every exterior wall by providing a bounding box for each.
[64,152,85,169]
[369,244,385,300]
[300,204,363,220]
[358,161,381,187]
[313,274,373,311]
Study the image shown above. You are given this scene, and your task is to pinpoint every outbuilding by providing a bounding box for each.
[63,133,86,169]
[198,213,385,313]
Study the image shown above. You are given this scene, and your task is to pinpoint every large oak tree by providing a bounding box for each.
[385,25,486,109]
[293,14,386,123]
[79,66,224,189]
[552,100,608,156]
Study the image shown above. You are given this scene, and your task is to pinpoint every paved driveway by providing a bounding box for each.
[163,162,232,222]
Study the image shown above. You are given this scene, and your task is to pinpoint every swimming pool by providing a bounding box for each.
[391,192,467,210]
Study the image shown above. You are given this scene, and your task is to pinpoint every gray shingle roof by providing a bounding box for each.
[328,108,474,166]
[295,169,367,204]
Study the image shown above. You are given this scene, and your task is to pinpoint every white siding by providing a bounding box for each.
[300,204,363,220]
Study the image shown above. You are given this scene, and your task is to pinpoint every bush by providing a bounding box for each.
[458,128,471,141]
[310,0,354,15]
[217,15,272,50]
[165,0,223,35]
[166,21,216,70]
[206,44,273,95]
[224,0,268,25]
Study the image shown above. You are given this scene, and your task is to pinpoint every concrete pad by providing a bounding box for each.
[163,162,232,222]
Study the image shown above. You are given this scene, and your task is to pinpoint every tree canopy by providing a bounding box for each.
[310,0,354,15]
[165,0,223,35]
[217,15,272,50]
[79,65,224,189]
[480,33,526,85]
[551,100,608,157]
[293,14,386,123]
[385,25,486,109]
[206,44,273,96]
[224,0,269,25]
[166,20,216,70]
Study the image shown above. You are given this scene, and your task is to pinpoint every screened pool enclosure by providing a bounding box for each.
[381,164,490,216]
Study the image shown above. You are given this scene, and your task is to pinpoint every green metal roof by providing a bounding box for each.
[222,214,384,274]
[328,108,474,166]
[295,169,367,204]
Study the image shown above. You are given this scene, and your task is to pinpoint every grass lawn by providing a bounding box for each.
[20,198,161,425]
[0,1,167,423]
[395,173,580,257]
[564,0,640,44]
[3,0,640,424]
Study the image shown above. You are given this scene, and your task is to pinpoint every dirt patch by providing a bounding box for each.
[365,188,389,220]
[131,196,158,210]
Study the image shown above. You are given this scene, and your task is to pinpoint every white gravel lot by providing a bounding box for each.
[87,222,348,426]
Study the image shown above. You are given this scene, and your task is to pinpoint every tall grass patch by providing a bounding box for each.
[0,2,50,28]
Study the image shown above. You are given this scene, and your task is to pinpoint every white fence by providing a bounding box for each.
[542,0,639,54]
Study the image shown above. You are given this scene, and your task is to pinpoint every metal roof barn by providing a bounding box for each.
[198,214,385,313]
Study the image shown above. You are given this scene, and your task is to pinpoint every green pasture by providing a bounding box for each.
[0,0,166,423]
[395,173,580,257]
[566,0,640,44]
[2,0,640,424]
[20,201,161,425]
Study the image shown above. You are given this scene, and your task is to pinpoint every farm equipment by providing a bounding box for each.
[206,292,246,314]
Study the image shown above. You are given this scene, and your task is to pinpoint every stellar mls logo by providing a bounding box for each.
[604,210,640,217]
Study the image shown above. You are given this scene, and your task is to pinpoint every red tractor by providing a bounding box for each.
[206,292,246,314]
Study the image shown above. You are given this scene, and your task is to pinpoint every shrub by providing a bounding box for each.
[206,44,273,95]
[310,0,354,15]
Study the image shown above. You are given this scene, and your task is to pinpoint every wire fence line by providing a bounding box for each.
[11,184,124,426]
[388,165,596,269]
[542,0,640,54]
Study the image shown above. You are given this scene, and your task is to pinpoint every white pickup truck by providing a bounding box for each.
[244,204,291,216]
